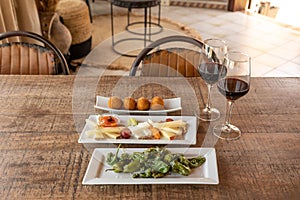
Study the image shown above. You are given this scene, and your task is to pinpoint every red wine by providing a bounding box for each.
[218,78,249,101]
[198,63,226,85]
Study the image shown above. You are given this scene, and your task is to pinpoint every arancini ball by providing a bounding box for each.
[123,97,136,110]
[150,96,164,110]
[137,97,150,110]
[108,96,123,109]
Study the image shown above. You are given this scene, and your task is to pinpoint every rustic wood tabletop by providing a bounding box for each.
[0,75,299,199]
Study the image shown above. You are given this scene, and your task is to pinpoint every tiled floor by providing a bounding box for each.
[89,1,300,77]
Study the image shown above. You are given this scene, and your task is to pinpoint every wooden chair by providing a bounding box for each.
[0,31,70,75]
[129,35,218,77]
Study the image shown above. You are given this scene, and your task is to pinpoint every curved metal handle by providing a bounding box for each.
[130,35,219,76]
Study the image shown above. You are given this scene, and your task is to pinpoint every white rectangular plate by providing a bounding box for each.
[94,96,182,114]
[78,115,197,145]
[82,148,219,185]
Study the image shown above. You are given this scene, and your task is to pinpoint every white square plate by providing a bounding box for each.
[94,96,182,114]
[82,148,219,185]
[78,115,197,145]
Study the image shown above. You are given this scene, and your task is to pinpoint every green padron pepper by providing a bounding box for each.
[164,153,180,163]
[133,168,152,178]
[106,152,118,166]
[171,160,191,176]
[152,160,170,174]
[112,160,126,173]
[178,155,191,167]
[152,172,165,178]
[188,156,206,168]
[123,159,141,173]
[120,153,132,161]
[132,152,145,162]
[133,169,166,178]
[106,144,121,165]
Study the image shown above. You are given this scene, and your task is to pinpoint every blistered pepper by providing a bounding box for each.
[188,156,206,168]
[171,160,191,176]
[123,159,141,173]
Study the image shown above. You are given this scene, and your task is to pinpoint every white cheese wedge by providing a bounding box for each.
[85,129,104,138]
[151,120,187,129]
[160,127,184,135]
[128,122,150,139]
[160,130,176,140]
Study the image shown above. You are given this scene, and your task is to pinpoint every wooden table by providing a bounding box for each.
[0,75,299,199]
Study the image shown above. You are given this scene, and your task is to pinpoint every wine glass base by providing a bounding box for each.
[196,107,220,122]
[213,124,241,140]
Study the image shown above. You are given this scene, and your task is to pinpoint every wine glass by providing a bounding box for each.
[213,51,251,140]
[204,38,227,63]
[197,38,227,121]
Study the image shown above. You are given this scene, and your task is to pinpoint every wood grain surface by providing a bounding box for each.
[0,75,299,200]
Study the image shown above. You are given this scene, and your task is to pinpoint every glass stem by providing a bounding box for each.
[206,84,212,110]
[224,100,234,126]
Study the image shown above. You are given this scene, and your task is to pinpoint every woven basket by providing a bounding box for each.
[56,0,92,45]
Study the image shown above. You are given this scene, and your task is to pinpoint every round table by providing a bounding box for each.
[110,0,163,57]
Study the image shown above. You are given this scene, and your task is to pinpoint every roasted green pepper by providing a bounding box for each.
[123,159,141,173]
[106,146,206,178]
[171,160,191,176]
[188,156,206,168]
[152,160,170,174]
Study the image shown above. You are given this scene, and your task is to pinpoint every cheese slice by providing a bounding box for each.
[85,129,104,138]
[103,131,121,139]
[151,120,187,129]
[160,130,176,140]
[160,127,183,135]
[101,127,123,133]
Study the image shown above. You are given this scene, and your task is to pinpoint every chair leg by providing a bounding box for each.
[149,7,152,41]
[111,2,115,45]
[158,3,161,25]
[127,8,130,26]
[144,7,147,47]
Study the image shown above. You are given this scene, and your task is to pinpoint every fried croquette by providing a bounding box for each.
[150,96,164,110]
[108,96,123,109]
[150,103,165,110]
[123,97,136,110]
[137,97,150,110]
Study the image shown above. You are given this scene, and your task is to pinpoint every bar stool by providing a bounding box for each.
[110,0,163,57]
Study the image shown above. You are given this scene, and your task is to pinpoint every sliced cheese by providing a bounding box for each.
[103,131,121,139]
[160,127,184,135]
[85,126,123,139]
[100,127,124,133]
[152,120,187,129]
[85,129,106,139]
[160,130,176,140]
[129,122,151,139]
[94,131,106,139]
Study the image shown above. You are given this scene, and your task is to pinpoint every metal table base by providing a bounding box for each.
[110,0,163,57]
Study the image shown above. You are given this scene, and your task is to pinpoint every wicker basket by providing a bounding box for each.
[56,0,91,45]
[56,0,92,59]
